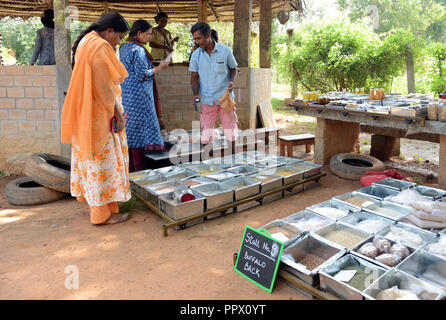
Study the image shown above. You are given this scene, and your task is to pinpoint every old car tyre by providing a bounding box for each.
[329,153,385,180]
[5,176,67,206]
[25,153,71,193]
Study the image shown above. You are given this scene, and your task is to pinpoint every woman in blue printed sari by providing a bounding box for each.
[120,20,169,172]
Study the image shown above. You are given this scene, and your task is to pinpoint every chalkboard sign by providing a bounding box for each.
[234,225,284,293]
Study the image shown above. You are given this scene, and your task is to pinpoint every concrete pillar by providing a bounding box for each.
[54,0,71,66]
[197,0,207,22]
[370,134,400,161]
[314,118,360,165]
[259,0,272,68]
[233,0,252,67]
[439,134,446,188]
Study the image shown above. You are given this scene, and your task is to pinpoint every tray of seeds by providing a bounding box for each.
[131,173,171,198]
[397,249,446,290]
[306,199,360,221]
[247,172,283,193]
[165,168,199,181]
[363,268,444,300]
[183,163,224,176]
[332,192,379,210]
[289,162,322,179]
[144,180,189,208]
[362,200,412,221]
[275,156,305,165]
[376,223,439,250]
[182,176,214,187]
[413,185,446,201]
[269,165,306,185]
[159,190,206,220]
[190,182,234,211]
[315,222,372,251]
[250,159,286,170]
[340,211,394,235]
[261,219,303,247]
[201,158,233,169]
[129,169,156,182]
[372,178,416,191]
[155,165,186,177]
[319,254,387,300]
[281,210,334,234]
[396,217,441,237]
[351,235,415,269]
[280,232,346,286]
[355,185,401,201]
[226,164,259,176]
[222,176,260,201]
[205,171,241,182]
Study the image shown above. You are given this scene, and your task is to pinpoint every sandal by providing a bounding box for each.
[96,213,131,225]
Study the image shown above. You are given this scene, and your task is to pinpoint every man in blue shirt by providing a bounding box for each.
[189,22,238,145]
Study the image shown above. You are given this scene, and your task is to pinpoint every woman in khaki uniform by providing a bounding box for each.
[149,12,179,60]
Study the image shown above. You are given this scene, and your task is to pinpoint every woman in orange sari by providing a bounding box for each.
[61,12,132,225]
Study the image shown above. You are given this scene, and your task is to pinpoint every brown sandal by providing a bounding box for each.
[96,213,131,225]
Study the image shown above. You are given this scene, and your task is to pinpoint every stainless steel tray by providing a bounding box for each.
[315,222,372,250]
[205,171,241,182]
[396,218,441,237]
[159,190,205,220]
[226,164,259,176]
[372,178,416,191]
[272,165,305,185]
[261,219,303,247]
[183,163,224,176]
[376,223,439,250]
[363,268,444,300]
[280,232,347,286]
[397,249,446,290]
[275,156,305,165]
[190,182,234,211]
[250,159,286,170]
[307,199,360,221]
[201,158,233,169]
[182,176,215,187]
[222,176,260,201]
[332,191,379,210]
[289,161,322,179]
[131,173,171,199]
[390,106,428,118]
[362,200,412,221]
[129,169,156,182]
[319,254,387,300]
[355,185,400,201]
[166,168,199,181]
[351,235,416,270]
[339,211,394,235]
[281,210,334,233]
[423,236,446,260]
[247,172,283,193]
[155,165,186,177]
[414,185,446,201]
[144,180,189,208]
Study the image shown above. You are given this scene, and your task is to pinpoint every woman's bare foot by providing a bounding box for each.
[96,213,130,225]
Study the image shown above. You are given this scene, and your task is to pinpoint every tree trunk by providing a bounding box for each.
[406,44,416,94]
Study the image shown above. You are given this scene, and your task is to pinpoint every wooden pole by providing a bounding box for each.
[259,0,272,68]
[233,0,252,67]
[53,0,71,66]
[197,0,207,22]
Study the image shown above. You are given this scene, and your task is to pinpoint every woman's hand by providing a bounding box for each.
[154,60,169,74]
[115,113,126,133]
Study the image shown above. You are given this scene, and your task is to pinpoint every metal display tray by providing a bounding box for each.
[182,163,224,176]
[314,222,372,251]
[372,178,416,191]
[261,219,303,247]
[413,185,446,201]
[339,211,394,235]
[222,176,260,201]
[355,185,400,201]
[362,200,412,221]
[268,165,305,185]
[274,156,305,165]
[129,169,156,182]
[280,232,347,286]
[132,173,171,199]
[396,219,441,237]
[363,268,444,300]
[205,171,241,182]
[144,180,189,208]
[289,162,322,179]
[397,249,446,290]
[319,254,387,300]
[306,199,360,221]
[165,168,199,181]
[350,235,416,270]
[332,191,379,210]
[247,172,283,194]
[226,164,259,176]
[281,210,334,234]
[190,182,234,211]
[182,176,215,187]
[390,106,428,117]
[159,190,206,221]
[201,158,233,169]
[376,223,439,250]
[250,159,286,170]
[155,165,187,177]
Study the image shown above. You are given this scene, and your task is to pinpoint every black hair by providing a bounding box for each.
[211,29,218,43]
[154,12,168,22]
[41,9,54,29]
[190,22,210,37]
[71,12,130,69]
[129,20,152,37]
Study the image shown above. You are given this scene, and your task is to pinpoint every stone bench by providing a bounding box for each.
[279,134,315,157]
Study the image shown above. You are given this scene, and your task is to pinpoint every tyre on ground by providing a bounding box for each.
[329,153,385,180]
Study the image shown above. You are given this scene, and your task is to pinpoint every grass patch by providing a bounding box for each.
[118,197,140,214]
[271,97,284,111]
[0,170,10,177]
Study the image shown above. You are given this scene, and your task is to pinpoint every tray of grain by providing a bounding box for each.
[289,161,322,179]
[190,182,234,211]
[390,106,428,118]
[165,168,199,181]
[376,223,439,250]
[275,156,305,165]
[362,200,412,221]
[340,211,394,235]
[205,171,241,182]
[307,199,360,221]
[184,163,224,176]
[414,185,446,201]
[201,158,233,169]
[363,268,444,300]
[319,254,387,300]
[396,249,446,290]
[155,165,187,177]
[159,190,206,220]
[250,159,287,170]
[144,180,189,209]
[280,232,346,286]
[247,172,283,193]
[281,210,334,234]
[332,192,379,210]
[270,165,305,185]
[355,185,400,201]
[226,164,259,176]
[129,169,156,182]
[182,176,215,187]
[260,219,303,247]
[372,178,416,191]
[351,235,416,270]
[315,222,372,250]
[222,176,260,201]
[131,173,171,199]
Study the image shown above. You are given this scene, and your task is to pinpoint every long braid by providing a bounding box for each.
[71,23,98,69]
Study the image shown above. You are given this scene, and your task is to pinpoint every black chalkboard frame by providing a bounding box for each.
[234,225,284,293]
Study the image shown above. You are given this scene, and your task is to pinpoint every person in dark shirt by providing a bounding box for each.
[30,9,56,65]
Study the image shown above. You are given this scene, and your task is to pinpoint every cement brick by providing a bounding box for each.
[0,120,18,132]
[32,75,53,87]
[7,87,25,98]
[0,88,5,97]
[0,76,13,86]
[36,121,55,132]
[0,99,15,109]
[45,110,59,120]
[16,99,34,109]
[18,120,36,132]
[35,99,52,109]
[27,110,44,120]
[9,109,26,120]
[14,76,33,86]
[5,66,24,76]
[24,66,44,75]
[43,66,56,75]
[0,110,8,120]
[25,87,43,98]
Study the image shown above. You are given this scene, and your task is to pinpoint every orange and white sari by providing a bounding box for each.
[61,31,131,224]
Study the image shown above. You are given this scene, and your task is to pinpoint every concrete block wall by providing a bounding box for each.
[0,65,60,174]
[250,68,272,128]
